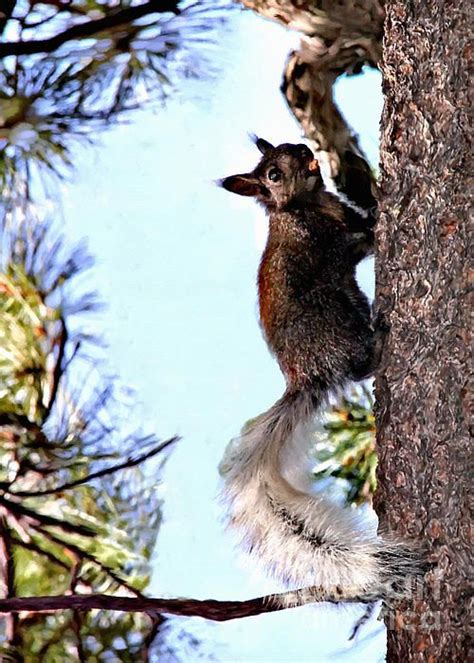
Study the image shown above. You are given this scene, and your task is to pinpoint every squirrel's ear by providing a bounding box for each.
[219,174,261,197]
[254,136,274,155]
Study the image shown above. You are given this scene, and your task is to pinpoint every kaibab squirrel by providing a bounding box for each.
[219,139,421,602]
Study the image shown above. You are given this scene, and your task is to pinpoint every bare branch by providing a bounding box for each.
[282,45,365,172]
[0,0,180,58]
[349,602,377,641]
[240,0,383,44]
[11,436,179,498]
[140,615,166,662]
[0,588,372,621]
[240,0,380,201]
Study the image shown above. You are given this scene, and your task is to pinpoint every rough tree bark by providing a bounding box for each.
[374,1,471,660]
[242,1,471,659]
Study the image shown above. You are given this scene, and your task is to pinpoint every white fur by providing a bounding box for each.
[221,390,419,602]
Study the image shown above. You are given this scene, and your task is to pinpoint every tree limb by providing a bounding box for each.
[240,0,381,201]
[0,0,180,58]
[0,588,372,621]
[240,1,383,44]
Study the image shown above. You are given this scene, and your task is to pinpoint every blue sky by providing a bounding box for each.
[62,9,384,662]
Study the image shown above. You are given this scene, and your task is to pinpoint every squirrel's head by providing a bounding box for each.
[219,138,323,211]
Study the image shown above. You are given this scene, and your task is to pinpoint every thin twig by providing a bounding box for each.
[0,0,180,57]
[349,601,378,640]
[71,563,86,663]
[43,317,68,422]
[140,615,165,662]
[0,495,96,537]
[11,436,179,497]
[35,616,77,657]
[10,537,71,571]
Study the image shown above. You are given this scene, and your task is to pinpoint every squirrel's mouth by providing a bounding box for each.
[307,158,319,173]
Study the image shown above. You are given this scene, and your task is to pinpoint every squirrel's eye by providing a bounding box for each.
[267,167,282,183]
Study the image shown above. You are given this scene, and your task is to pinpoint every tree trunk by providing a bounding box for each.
[374,1,471,660]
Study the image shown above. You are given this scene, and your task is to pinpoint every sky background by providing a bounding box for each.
[61,9,384,662]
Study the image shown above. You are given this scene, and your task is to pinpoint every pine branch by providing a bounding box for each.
[35,527,147,599]
[0,495,96,537]
[14,540,72,576]
[0,588,373,621]
[10,436,179,498]
[0,0,180,58]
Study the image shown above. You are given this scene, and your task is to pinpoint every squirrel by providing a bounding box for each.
[218,138,422,603]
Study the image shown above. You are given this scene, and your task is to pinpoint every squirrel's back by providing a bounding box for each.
[258,203,373,389]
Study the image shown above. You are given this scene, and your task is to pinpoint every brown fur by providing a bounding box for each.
[219,140,422,600]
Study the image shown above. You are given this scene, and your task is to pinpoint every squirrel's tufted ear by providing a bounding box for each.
[253,136,274,155]
[219,174,262,197]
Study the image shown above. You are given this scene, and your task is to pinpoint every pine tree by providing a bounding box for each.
[0,1,227,658]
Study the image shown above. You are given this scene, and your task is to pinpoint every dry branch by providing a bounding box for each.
[0,587,372,621]
[240,1,383,44]
[240,0,380,209]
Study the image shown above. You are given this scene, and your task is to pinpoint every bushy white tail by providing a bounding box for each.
[221,389,421,602]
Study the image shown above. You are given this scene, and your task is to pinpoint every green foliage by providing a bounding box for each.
[0,1,229,209]
[0,1,228,656]
[0,213,169,660]
[313,388,377,505]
